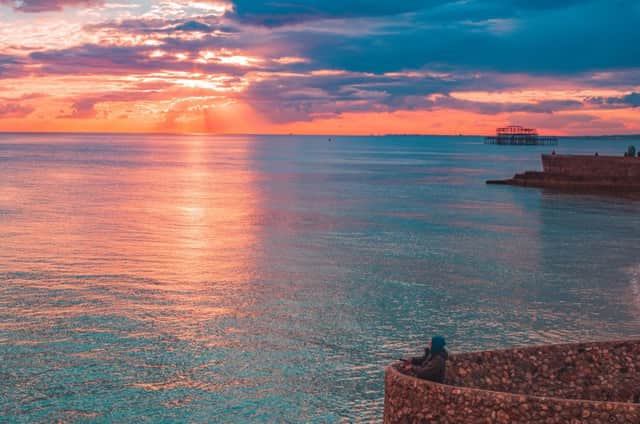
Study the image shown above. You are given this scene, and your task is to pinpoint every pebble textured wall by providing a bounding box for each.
[487,154,640,190]
[384,340,640,423]
[542,155,640,179]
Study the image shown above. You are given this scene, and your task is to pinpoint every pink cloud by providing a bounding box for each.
[0,0,102,12]
[60,98,99,119]
[0,103,34,118]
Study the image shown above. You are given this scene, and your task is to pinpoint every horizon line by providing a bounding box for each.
[1,131,639,138]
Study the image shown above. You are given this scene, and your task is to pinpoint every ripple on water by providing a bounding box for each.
[2,134,640,421]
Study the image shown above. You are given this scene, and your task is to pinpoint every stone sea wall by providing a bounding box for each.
[487,154,640,190]
[542,155,640,180]
[384,339,640,423]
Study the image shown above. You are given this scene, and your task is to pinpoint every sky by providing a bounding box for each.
[0,0,639,135]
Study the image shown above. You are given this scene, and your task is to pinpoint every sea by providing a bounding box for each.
[1,133,640,422]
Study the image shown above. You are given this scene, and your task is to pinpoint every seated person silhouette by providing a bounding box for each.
[401,336,448,383]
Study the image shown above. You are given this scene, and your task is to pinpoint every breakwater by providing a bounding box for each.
[384,339,640,423]
[542,154,640,179]
[487,154,640,190]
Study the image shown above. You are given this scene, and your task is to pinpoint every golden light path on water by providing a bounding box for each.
[1,136,260,326]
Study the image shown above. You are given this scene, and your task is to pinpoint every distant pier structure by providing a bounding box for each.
[485,125,558,145]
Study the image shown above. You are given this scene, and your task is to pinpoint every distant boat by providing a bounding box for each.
[485,125,558,146]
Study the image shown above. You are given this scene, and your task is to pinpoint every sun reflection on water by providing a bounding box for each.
[3,134,640,422]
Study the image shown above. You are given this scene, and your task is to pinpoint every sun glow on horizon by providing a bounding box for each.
[0,0,638,135]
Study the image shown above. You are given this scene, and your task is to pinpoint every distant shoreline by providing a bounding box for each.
[0,131,639,138]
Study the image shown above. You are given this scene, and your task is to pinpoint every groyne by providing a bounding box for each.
[384,339,640,423]
[487,154,640,191]
[543,154,640,178]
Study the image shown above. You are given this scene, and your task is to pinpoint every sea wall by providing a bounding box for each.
[384,339,640,423]
[542,154,640,180]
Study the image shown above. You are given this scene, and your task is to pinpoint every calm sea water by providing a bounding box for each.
[2,133,640,422]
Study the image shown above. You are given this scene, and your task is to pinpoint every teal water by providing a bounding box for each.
[1,133,640,422]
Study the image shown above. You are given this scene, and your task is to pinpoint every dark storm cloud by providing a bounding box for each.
[271,0,640,74]
[229,0,447,26]
[75,0,640,76]
[586,92,640,108]
[229,0,591,27]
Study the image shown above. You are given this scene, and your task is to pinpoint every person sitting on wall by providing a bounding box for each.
[401,335,448,383]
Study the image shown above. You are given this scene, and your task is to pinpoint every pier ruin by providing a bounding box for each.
[485,126,558,146]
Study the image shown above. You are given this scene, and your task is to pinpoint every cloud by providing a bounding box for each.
[56,80,243,120]
[73,1,640,76]
[60,97,100,118]
[0,92,46,101]
[241,69,590,123]
[29,43,259,76]
[261,0,639,74]
[0,0,102,12]
[430,96,585,115]
[85,16,239,36]
[0,103,34,118]
[0,54,27,79]
[586,92,640,108]
[1,0,639,134]
[510,112,627,132]
[172,20,212,31]
[228,0,603,27]
[229,0,444,26]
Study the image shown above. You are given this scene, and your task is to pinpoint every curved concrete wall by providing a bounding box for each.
[384,340,640,423]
